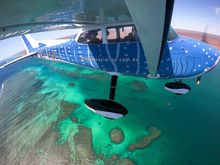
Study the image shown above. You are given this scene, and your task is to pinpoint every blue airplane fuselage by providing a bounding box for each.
[36,34,220,79]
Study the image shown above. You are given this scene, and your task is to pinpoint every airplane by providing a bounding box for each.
[0,0,220,119]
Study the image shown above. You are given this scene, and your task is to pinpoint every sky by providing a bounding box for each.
[171,0,220,35]
[0,29,77,60]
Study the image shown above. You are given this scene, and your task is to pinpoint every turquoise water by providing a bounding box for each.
[0,58,220,165]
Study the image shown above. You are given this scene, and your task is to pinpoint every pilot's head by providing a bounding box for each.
[89,30,98,39]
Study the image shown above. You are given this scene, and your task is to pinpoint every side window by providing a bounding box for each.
[107,28,117,43]
[120,26,139,42]
[77,29,102,44]
[106,25,139,43]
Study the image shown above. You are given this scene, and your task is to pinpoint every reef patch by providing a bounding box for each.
[68,82,76,87]
[109,127,124,144]
[129,80,149,92]
[128,127,161,151]
[59,100,80,120]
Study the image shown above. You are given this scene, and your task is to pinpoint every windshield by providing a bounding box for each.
[167,27,178,41]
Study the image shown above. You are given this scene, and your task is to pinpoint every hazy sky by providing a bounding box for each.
[0,29,77,60]
[171,0,220,35]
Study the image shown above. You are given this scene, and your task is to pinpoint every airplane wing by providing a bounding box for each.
[0,0,174,76]
[0,52,37,69]
[125,0,174,77]
[0,0,131,40]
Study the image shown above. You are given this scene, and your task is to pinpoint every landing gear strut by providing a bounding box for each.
[85,75,128,119]
[196,76,201,85]
[109,75,118,100]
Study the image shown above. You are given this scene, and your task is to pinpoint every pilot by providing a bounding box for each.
[124,32,135,41]
[133,28,139,41]
[124,27,138,42]
[88,30,102,44]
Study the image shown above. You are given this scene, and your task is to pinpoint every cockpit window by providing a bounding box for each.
[167,27,178,41]
[106,25,139,43]
[77,29,102,44]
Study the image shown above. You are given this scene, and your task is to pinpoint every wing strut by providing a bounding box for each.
[124,0,175,77]
[109,75,118,100]
[157,0,175,71]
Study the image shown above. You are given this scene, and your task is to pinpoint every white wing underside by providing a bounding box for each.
[125,0,166,76]
[0,52,36,69]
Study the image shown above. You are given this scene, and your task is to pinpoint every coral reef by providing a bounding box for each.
[129,80,148,92]
[128,127,161,151]
[68,82,75,87]
[109,127,124,144]
[59,100,80,120]
[73,126,98,164]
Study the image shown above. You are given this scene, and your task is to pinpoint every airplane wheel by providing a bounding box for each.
[164,82,191,95]
[85,99,128,119]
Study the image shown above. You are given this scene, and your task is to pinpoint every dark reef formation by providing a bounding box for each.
[68,82,75,87]
[59,100,80,120]
[109,127,124,144]
[129,80,149,92]
[128,127,161,151]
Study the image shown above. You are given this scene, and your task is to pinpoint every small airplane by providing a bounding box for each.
[0,0,220,119]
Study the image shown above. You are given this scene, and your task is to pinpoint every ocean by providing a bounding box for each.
[0,57,220,165]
